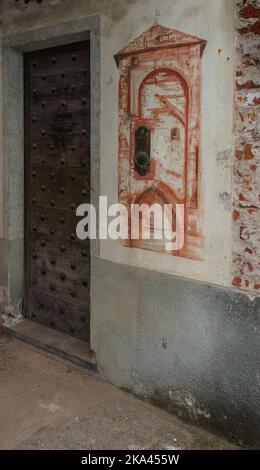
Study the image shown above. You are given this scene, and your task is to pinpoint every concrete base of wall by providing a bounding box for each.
[91,258,260,447]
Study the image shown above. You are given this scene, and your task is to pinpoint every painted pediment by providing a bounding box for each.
[114,24,207,66]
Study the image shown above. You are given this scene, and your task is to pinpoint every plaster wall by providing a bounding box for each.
[100,0,234,287]
[0,0,235,289]
[92,258,260,446]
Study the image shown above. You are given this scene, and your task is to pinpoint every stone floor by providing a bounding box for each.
[0,337,238,450]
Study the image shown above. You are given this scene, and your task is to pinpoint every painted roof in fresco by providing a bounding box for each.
[114,24,207,66]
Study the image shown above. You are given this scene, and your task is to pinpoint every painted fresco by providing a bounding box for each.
[115,24,206,259]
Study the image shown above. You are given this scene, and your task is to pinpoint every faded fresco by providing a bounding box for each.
[115,24,206,259]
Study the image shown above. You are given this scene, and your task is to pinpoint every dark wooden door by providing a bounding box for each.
[24,41,90,342]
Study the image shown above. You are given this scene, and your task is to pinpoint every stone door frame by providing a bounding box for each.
[2,16,100,332]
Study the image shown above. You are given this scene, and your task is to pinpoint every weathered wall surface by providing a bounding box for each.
[100,0,235,288]
[0,0,235,290]
[232,0,260,294]
[92,258,260,446]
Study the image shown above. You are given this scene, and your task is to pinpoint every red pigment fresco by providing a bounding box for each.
[114,24,206,259]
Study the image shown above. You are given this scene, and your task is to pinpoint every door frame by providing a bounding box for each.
[2,17,100,345]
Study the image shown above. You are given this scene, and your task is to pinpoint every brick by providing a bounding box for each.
[232,276,242,288]
[233,209,240,221]
[244,143,254,159]
[238,20,260,35]
[233,5,260,296]
[236,80,260,91]
[240,5,260,19]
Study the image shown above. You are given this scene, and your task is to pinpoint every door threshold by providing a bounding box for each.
[3,319,97,372]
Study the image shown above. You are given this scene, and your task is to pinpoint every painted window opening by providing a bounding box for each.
[134,126,151,177]
[171,127,180,141]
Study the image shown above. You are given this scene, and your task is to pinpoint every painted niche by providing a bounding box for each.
[114,24,206,259]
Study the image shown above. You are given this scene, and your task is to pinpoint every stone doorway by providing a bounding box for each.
[24,41,91,341]
[2,17,100,348]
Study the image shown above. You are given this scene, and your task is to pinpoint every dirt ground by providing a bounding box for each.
[0,337,238,450]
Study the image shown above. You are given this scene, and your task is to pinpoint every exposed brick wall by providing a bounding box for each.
[232,0,260,293]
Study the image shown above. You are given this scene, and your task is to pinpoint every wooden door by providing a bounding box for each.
[24,41,90,341]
